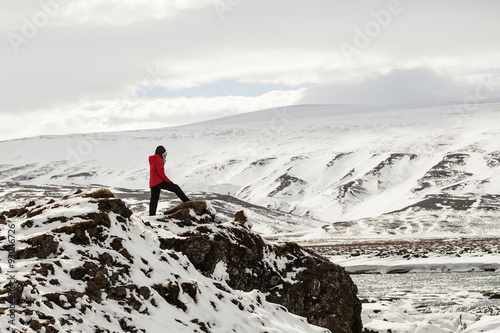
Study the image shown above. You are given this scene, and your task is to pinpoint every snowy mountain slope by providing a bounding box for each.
[0,102,499,228]
[0,189,339,332]
[190,103,454,126]
[318,193,500,240]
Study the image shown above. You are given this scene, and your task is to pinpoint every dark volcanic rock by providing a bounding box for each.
[164,200,215,225]
[159,201,362,333]
[413,153,473,192]
[16,234,59,259]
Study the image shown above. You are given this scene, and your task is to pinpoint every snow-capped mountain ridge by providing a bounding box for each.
[182,101,469,127]
[0,102,499,226]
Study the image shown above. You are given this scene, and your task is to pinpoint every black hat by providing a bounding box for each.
[155,145,166,156]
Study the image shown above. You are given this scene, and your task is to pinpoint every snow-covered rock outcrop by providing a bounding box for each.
[0,189,360,332]
[157,200,361,332]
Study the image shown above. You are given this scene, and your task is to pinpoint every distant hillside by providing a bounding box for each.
[0,102,499,228]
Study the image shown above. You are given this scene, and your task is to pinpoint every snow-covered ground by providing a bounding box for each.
[304,237,500,274]
[2,184,499,332]
[354,272,500,333]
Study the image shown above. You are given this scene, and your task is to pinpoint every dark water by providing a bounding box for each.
[352,271,500,296]
[352,272,500,314]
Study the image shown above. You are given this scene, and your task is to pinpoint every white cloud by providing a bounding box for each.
[299,68,500,105]
[0,90,303,141]
[1,0,500,139]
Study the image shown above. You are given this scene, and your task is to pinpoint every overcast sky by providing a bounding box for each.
[1,0,499,140]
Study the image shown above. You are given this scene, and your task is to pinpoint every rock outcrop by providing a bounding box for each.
[159,200,362,333]
[0,189,360,332]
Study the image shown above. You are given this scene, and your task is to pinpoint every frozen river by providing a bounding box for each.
[352,272,500,332]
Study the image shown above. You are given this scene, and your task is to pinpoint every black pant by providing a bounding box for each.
[149,181,190,216]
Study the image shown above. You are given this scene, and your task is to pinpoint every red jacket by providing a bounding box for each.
[149,154,171,187]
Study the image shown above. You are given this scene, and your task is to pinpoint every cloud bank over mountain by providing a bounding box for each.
[1,0,500,140]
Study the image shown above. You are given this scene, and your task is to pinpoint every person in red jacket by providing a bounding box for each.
[149,145,190,216]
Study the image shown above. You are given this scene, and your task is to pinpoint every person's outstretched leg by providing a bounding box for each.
[149,187,161,216]
[160,181,190,202]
